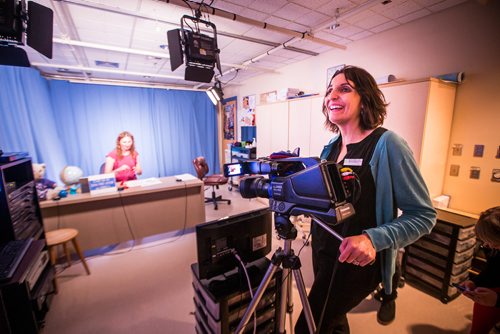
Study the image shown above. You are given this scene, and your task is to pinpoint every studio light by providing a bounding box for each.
[0,0,53,67]
[206,80,223,105]
[167,14,222,83]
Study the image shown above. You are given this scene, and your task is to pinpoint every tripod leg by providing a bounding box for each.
[278,267,290,333]
[235,261,279,334]
[293,268,316,334]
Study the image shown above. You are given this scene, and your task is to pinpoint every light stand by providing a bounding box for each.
[235,212,344,334]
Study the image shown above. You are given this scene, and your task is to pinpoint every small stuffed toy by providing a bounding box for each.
[32,163,62,200]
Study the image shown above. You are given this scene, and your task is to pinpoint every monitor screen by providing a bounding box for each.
[241,126,256,143]
[196,208,272,279]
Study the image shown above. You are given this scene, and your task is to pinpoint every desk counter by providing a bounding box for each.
[40,176,205,251]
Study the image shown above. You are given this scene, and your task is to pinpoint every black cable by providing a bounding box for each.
[221,69,240,85]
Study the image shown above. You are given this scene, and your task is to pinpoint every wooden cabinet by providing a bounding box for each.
[380,78,457,199]
[255,102,289,158]
[256,96,330,159]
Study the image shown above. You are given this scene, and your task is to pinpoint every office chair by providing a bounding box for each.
[193,156,231,210]
[99,163,106,174]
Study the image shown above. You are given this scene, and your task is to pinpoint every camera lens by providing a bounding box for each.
[239,176,271,199]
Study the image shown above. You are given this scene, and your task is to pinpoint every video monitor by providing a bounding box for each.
[196,209,272,280]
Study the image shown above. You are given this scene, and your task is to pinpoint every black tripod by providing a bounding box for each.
[235,213,344,334]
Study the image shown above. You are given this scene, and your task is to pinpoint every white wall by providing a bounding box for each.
[225,1,500,214]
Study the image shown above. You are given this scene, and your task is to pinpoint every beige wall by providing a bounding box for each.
[225,1,500,215]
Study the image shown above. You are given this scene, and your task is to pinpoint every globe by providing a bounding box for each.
[60,166,84,186]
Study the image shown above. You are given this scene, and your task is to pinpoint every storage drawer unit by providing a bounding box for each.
[191,257,280,334]
[403,208,478,303]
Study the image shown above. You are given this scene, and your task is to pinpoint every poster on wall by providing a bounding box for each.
[222,96,237,140]
[238,95,256,140]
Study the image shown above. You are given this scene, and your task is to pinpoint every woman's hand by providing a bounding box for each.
[133,165,142,175]
[338,234,376,266]
[464,286,498,307]
[116,165,131,172]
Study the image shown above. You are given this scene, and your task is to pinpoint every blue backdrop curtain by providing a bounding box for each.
[0,65,219,183]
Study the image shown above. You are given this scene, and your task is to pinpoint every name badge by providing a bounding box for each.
[344,158,363,166]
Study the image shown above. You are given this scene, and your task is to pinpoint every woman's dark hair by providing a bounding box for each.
[322,65,388,132]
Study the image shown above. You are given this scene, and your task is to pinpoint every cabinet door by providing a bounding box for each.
[256,102,288,158]
[288,99,311,157]
[380,81,429,165]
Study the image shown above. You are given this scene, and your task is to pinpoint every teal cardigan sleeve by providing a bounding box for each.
[365,131,436,251]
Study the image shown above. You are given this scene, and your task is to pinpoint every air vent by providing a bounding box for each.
[95,60,119,68]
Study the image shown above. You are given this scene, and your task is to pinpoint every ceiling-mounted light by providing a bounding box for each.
[206,80,223,105]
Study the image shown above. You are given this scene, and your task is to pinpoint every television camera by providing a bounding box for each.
[223,157,357,226]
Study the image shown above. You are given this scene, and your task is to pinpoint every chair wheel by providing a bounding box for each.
[228,185,232,191]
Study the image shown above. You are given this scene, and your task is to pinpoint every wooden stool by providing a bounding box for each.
[46,228,91,292]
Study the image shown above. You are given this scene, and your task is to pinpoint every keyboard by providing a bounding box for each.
[0,238,33,281]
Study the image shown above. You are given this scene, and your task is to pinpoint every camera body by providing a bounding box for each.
[224,157,356,225]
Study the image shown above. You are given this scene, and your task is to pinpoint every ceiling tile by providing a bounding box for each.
[247,0,289,14]
[314,30,347,43]
[274,3,311,21]
[428,0,468,12]
[349,11,392,29]
[289,0,332,10]
[239,8,272,22]
[243,26,291,44]
[295,10,331,28]
[317,0,359,17]
[212,0,246,15]
[397,8,432,23]
[376,0,424,19]
[370,20,400,33]
[328,23,364,38]
[349,30,374,40]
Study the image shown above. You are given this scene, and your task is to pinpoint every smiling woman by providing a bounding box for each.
[295,65,436,333]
